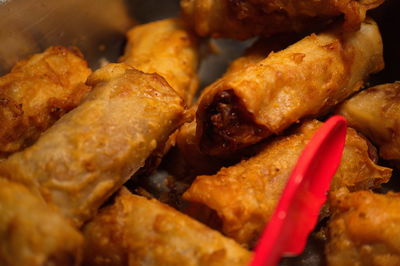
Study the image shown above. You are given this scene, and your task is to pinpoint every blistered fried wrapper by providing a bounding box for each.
[326,189,400,266]
[120,18,199,105]
[0,46,92,157]
[184,120,392,247]
[0,178,83,266]
[196,19,383,157]
[181,0,383,40]
[83,189,252,266]
[0,63,185,226]
[338,82,400,161]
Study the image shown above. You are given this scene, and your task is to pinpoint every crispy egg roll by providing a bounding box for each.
[0,63,185,226]
[183,120,392,247]
[120,18,199,105]
[171,36,297,177]
[196,19,383,157]
[0,178,83,266]
[83,189,252,266]
[0,46,92,157]
[337,82,400,160]
[326,189,400,266]
[181,0,383,40]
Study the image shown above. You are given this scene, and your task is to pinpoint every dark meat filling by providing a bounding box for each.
[201,90,269,156]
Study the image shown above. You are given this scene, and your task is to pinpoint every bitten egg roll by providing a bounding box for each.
[183,120,392,247]
[181,0,383,40]
[0,46,92,157]
[196,19,383,157]
[337,82,400,160]
[120,18,199,105]
[0,63,185,227]
[326,189,400,266]
[82,189,252,266]
[0,178,83,266]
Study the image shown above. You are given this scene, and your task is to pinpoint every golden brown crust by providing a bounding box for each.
[169,36,297,177]
[0,46,92,157]
[183,120,391,247]
[0,63,185,226]
[337,82,400,160]
[196,19,383,157]
[0,178,83,266]
[181,0,384,40]
[326,189,400,266]
[120,18,199,105]
[83,189,252,266]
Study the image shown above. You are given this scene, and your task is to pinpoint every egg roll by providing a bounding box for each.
[82,189,252,266]
[120,18,199,105]
[337,82,400,160]
[196,19,383,157]
[326,189,400,266]
[170,36,297,177]
[0,178,83,266]
[183,120,392,247]
[0,46,92,157]
[181,0,383,40]
[0,63,185,226]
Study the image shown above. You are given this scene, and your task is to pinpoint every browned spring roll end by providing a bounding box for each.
[197,89,271,157]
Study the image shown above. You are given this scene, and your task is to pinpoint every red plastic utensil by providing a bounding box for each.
[250,116,347,266]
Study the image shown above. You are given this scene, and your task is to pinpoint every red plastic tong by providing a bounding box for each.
[250,116,347,266]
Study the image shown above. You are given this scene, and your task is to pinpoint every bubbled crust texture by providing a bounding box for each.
[0,63,185,227]
[326,190,400,266]
[196,19,383,156]
[337,82,400,160]
[183,120,391,247]
[0,46,92,157]
[120,18,199,105]
[82,190,252,266]
[181,0,383,40]
[0,178,83,266]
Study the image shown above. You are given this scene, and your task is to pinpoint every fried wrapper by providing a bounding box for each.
[169,36,297,177]
[120,18,199,105]
[326,189,400,266]
[196,19,383,157]
[0,63,185,226]
[183,120,392,247]
[0,46,92,157]
[0,178,83,266]
[82,189,252,266]
[337,82,400,160]
[181,0,383,40]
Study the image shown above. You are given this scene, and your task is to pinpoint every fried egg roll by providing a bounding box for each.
[0,46,92,157]
[82,189,252,266]
[326,189,400,266]
[183,120,392,247]
[0,178,83,266]
[0,63,185,226]
[337,82,400,160]
[181,0,383,40]
[171,36,297,177]
[196,19,383,157]
[120,18,199,105]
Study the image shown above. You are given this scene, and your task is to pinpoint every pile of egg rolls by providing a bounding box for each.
[1,1,400,266]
